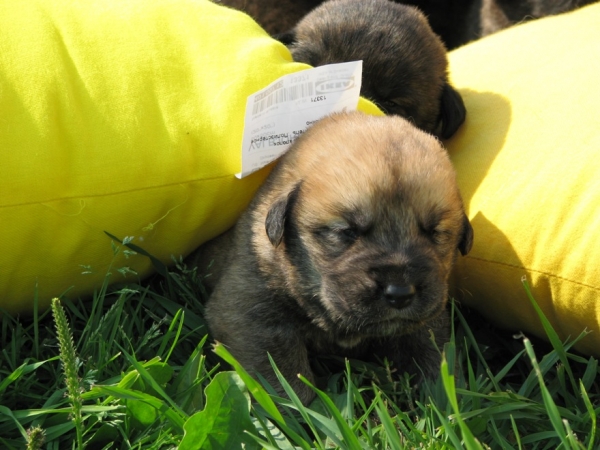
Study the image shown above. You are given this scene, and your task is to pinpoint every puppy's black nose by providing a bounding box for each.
[384,284,416,309]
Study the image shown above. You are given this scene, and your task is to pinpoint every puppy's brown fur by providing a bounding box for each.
[197,112,473,404]
[278,0,466,139]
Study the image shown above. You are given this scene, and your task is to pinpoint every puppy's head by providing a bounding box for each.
[254,112,472,342]
[277,0,466,139]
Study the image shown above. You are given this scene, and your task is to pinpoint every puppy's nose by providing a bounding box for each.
[384,284,416,309]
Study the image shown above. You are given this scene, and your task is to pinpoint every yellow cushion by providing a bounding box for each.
[447,3,600,356]
[0,0,381,314]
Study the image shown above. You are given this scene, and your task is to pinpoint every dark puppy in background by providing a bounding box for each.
[478,0,598,36]
[277,0,466,139]
[218,0,598,50]
[196,112,473,405]
[216,0,322,35]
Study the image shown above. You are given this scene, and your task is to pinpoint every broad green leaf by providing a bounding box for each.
[213,344,312,450]
[127,398,159,427]
[212,343,283,423]
[93,385,185,431]
[130,361,174,396]
[179,371,258,450]
[116,346,185,420]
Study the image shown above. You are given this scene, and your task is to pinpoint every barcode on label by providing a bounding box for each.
[252,82,315,115]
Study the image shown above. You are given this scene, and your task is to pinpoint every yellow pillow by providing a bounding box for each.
[447,3,600,356]
[0,0,381,314]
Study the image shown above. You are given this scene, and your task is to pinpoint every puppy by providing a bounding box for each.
[479,0,598,36]
[198,112,473,405]
[216,0,322,36]
[277,0,466,139]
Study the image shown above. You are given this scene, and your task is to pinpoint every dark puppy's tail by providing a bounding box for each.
[438,84,466,139]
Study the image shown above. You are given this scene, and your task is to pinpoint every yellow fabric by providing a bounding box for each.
[447,3,600,356]
[0,0,381,314]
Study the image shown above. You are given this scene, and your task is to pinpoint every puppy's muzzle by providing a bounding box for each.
[383,283,416,309]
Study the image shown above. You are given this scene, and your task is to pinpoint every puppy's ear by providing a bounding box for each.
[273,30,297,46]
[439,84,466,139]
[458,214,474,256]
[265,183,301,247]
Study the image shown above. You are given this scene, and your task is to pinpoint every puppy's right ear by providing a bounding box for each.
[439,84,466,139]
[273,30,297,46]
[458,214,474,256]
[265,183,301,247]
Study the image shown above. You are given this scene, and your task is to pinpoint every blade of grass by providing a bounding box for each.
[454,306,501,391]
[104,232,168,277]
[522,278,578,393]
[522,335,570,448]
[441,357,484,450]
[580,358,598,393]
[0,406,28,441]
[155,308,185,363]
[563,419,584,450]
[298,374,363,450]
[0,359,57,394]
[580,381,597,450]
[429,401,463,448]
[115,344,186,419]
[373,389,403,450]
[488,417,514,450]
[267,354,326,449]
[510,414,523,450]
[213,343,283,423]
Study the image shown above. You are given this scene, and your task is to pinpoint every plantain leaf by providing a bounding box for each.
[179,371,259,450]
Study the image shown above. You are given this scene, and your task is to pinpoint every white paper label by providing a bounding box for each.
[236,61,363,178]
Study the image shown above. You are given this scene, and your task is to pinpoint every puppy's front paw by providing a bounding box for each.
[374,310,450,382]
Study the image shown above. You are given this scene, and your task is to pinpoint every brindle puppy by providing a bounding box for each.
[198,112,473,405]
[276,0,466,139]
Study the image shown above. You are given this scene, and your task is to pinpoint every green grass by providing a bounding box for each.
[1,239,598,449]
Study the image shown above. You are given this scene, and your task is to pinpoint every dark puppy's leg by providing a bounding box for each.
[207,286,317,404]
[370,309,450,381]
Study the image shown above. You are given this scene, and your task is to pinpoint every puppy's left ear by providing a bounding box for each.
[273,30,297,46]
[265,183,301,247]
[439,84,466,139]
[458,214,474,256]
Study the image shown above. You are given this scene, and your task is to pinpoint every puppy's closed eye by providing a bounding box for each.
[419,221,448,245]
[379,99,407,116]
[314,223,360,244]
